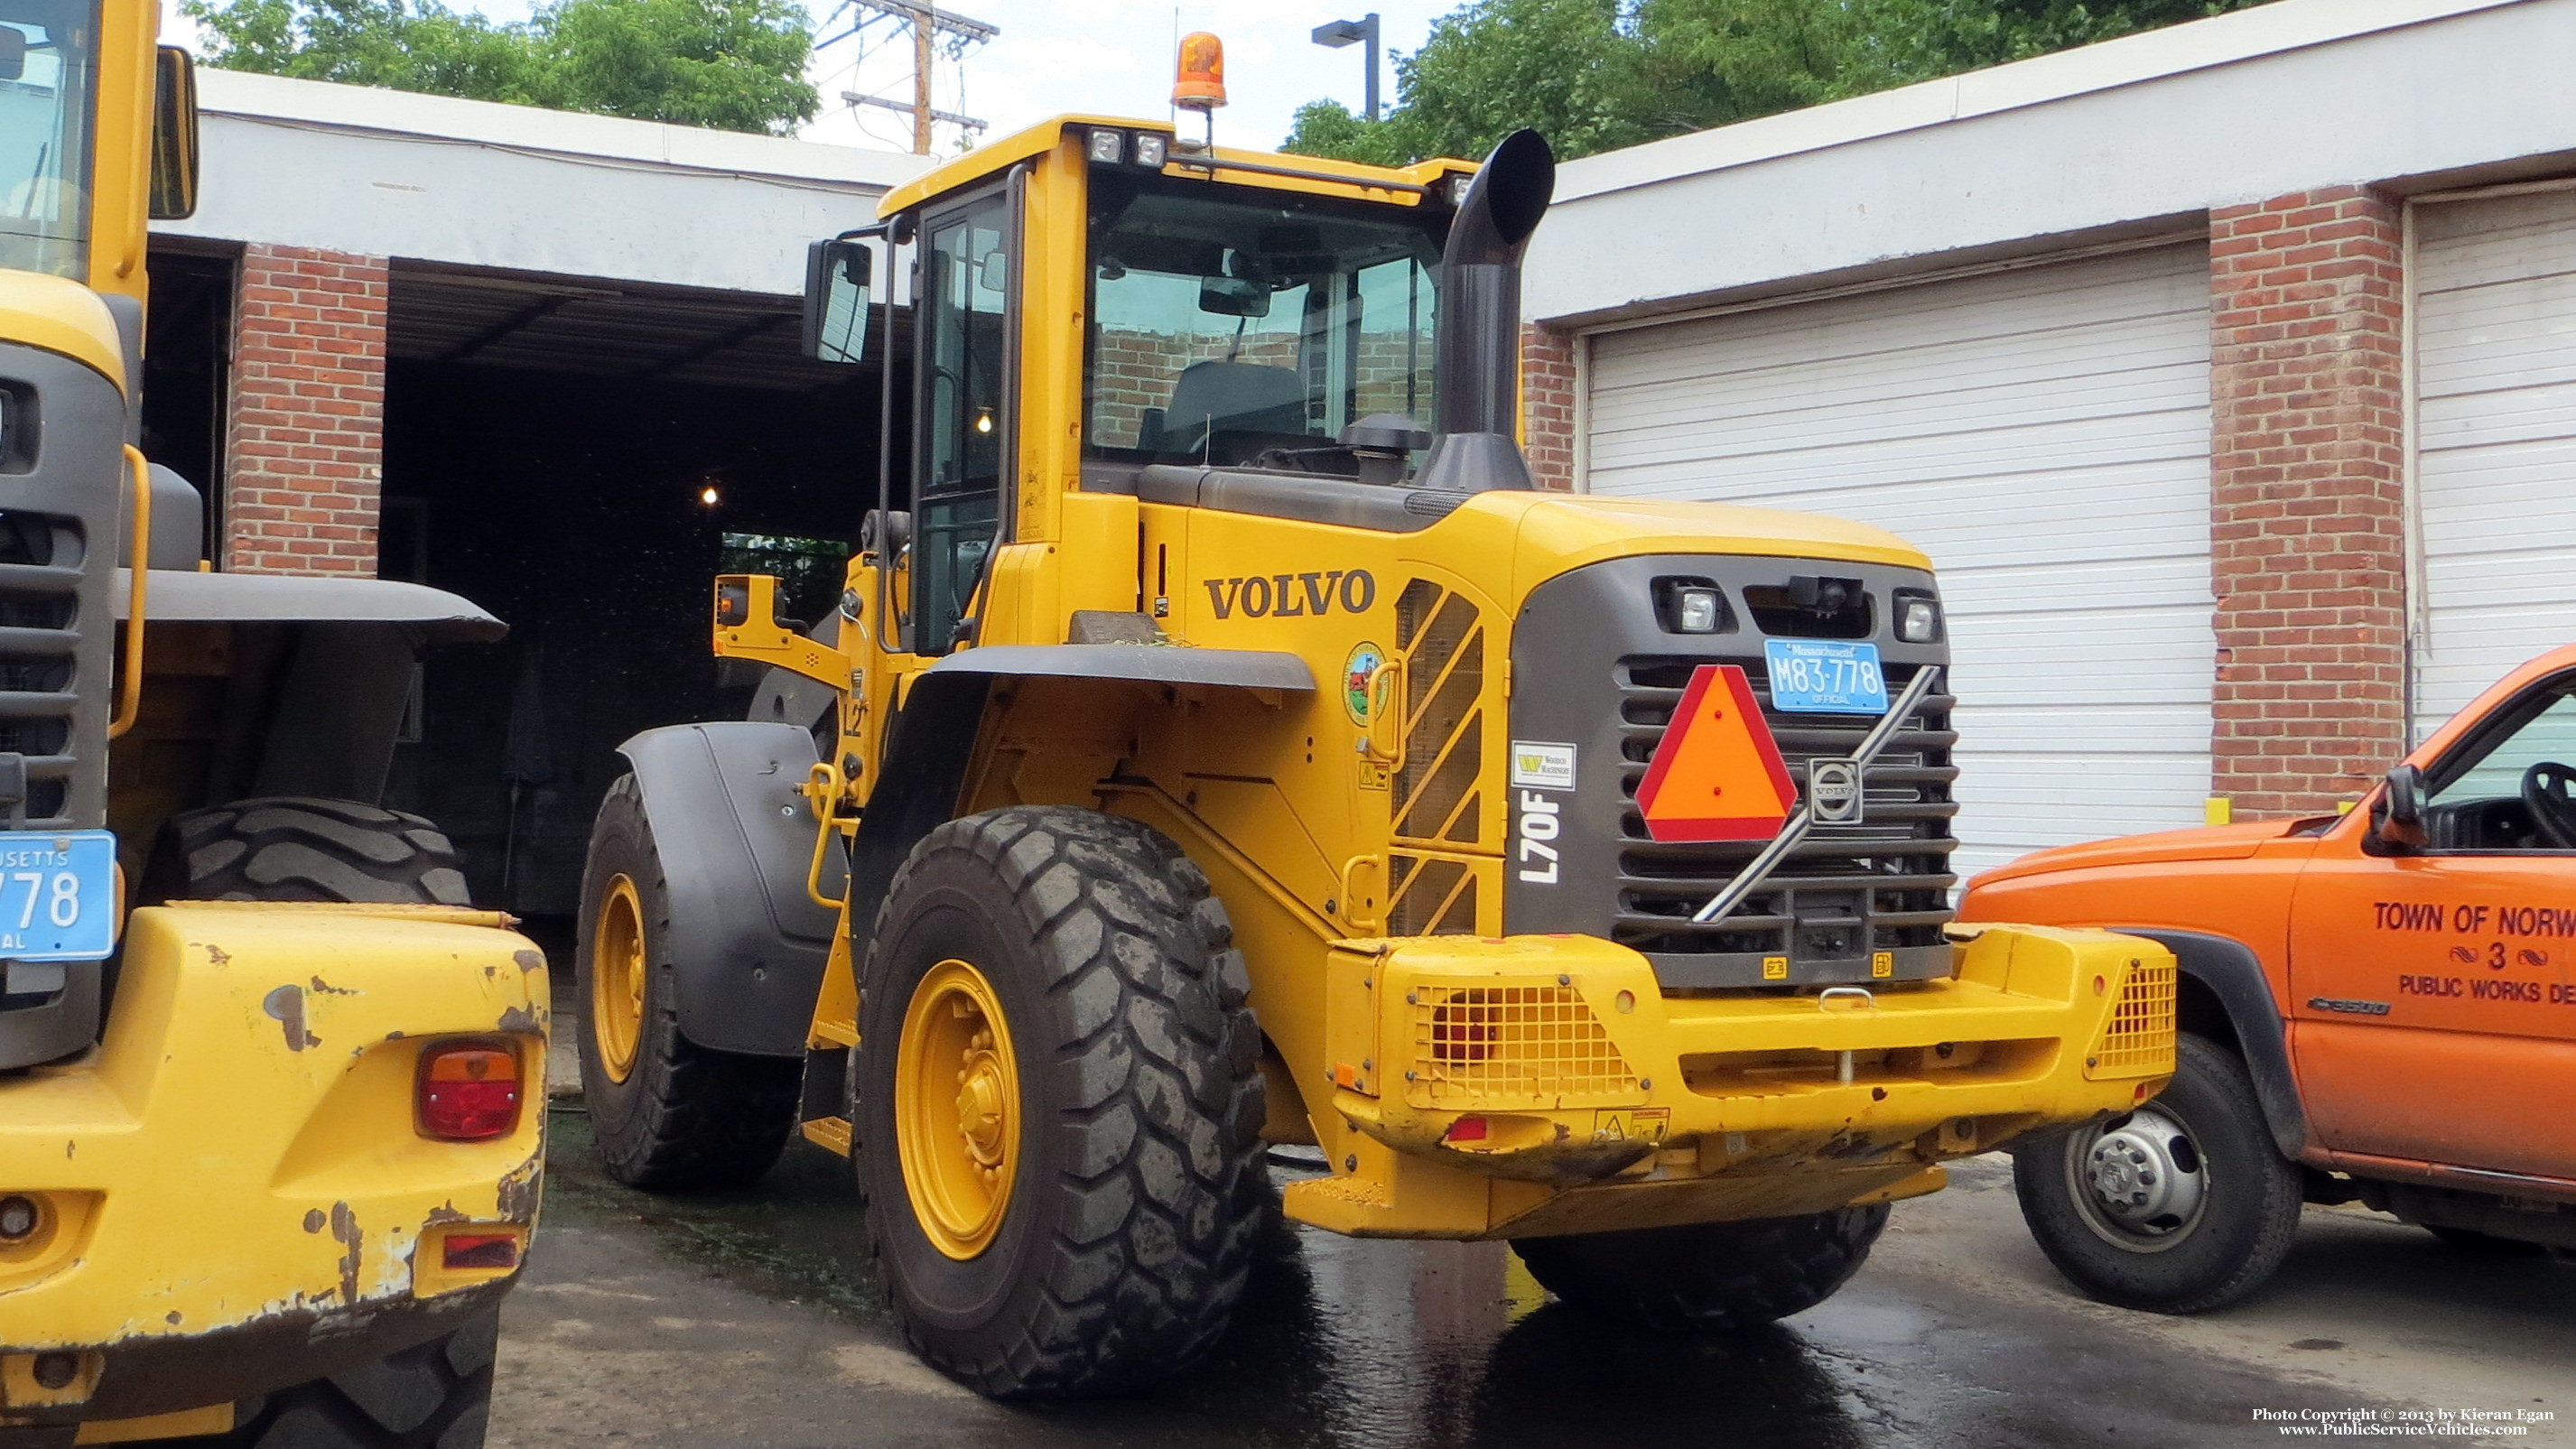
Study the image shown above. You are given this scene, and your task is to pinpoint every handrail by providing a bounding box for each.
[107,445,149,739]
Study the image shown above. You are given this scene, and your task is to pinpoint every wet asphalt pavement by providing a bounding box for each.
[490,1102,2573,1449]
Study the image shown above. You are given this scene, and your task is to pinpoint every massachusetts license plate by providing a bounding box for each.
[0,831,116,961]
[1764,639,1890,715]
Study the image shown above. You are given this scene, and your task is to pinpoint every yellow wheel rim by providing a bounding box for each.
[591,874,646,1084]
[894,959,1021,1260]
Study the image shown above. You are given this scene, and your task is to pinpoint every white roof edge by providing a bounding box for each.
[193,69,933,190]
[1555,0,2533,203]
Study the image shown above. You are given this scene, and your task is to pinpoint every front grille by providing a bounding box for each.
[0,510,84,826]
[1610,655,1958,961]
[1406,983,1638,1109]
[2090,959,2179,1077]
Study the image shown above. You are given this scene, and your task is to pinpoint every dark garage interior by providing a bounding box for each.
[375,263,905,920]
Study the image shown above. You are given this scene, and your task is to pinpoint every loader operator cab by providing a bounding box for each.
[805,128,1467,657]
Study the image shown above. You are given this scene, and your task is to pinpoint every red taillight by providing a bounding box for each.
[442,1232,521,1270]
[1444,1115,1489,1143]
[416,1041,522,1141]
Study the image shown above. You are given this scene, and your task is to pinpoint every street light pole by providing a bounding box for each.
[1310,13,1381,122]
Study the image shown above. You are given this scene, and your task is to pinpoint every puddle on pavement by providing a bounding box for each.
[540,1105,1878,1448]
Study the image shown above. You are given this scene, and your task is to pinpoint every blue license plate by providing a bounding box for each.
[0,831,116,961]
[1763,639,1890,715]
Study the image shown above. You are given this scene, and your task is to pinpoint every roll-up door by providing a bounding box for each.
[1583,244,2215,878]
[2412,190,2576,741]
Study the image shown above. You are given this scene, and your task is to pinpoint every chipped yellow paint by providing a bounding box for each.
[0,907,547,1354]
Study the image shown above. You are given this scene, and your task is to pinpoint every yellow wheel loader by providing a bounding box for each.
[0,4,545,1444]
[581,57,2176,1400]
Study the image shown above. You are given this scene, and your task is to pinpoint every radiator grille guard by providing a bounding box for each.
[1504,555,1958,991]
[0,341,126,1068]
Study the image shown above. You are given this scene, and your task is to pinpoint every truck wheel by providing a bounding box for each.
[153,798,471,905]
[854,806,1265,1398]
[576,775,800,1189]
[2012,1033,2302,1313]
[177,1309,497,1447]
[1511,1205,1890,1332]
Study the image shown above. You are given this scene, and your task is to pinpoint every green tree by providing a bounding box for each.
[180,0,817,135]
[1287,0,2282,165]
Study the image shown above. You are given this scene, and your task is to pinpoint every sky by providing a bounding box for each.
[159,0,1469,154]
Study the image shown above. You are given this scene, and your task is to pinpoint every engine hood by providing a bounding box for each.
[1973,819,2307,888]
[1468,493,1933,600]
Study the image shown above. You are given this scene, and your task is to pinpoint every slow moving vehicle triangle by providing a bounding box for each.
[1635,664,1799,843]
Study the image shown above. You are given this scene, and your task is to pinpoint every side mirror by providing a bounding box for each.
[2380,763,2428,848]
[800,238,872,365]
[149,47,200,220]
[0,29,26,82]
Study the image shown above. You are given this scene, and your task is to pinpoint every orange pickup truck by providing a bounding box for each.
[1960,646,2576,1312]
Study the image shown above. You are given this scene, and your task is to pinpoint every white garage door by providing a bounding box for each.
[2413,190,2576,741]
[1585,244,2215,878]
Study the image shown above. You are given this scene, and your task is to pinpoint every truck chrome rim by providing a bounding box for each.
[895,959,1021,1260]
[2067,1105,2208,1251]
[591,874,647,1084]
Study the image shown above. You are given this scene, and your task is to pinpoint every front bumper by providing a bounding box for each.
[0,905,547,1429]
[1287,924,2172,1239]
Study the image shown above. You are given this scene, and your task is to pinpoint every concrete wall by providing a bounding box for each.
[1524,0,2576,329]
[161,70,928,298]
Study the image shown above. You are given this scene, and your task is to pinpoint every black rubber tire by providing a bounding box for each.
[2012,1033,2303,1314]
[151,797,472,905]
[575,774,800,1190]
[1512,1205,1890,1332]
[2426,1225,2550,1257]
[854,805,1265,1399]
[171,1310,497,1447]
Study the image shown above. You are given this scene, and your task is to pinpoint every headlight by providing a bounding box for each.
[1133,132,1169,167]
[1087,127,1127,164]
[1897,594,1942,644]
[1676,587,1724,634]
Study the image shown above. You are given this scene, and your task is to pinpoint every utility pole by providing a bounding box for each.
[847,1,998,154]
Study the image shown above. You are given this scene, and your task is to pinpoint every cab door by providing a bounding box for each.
[2285,672,2576,1179]
[909,187,1016,655]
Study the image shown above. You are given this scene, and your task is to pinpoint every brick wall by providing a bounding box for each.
[1521,324,1576,491]
[2208,187,2409,816]
[222,245,388,575]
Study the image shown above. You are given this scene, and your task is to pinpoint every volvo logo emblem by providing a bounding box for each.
[1808,760,1863,824]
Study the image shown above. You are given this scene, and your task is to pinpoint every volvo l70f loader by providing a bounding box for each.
[581,70,2175,1399]
[0,5,545,1444]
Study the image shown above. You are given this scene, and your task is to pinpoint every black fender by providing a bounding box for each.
[617,721,849,1057]
[2112,927,2309,1157]
[842,645,1315,947]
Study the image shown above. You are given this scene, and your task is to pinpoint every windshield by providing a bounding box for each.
[1083,171,1443,470]
[0,0,94,281]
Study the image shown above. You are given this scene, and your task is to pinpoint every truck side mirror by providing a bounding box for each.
[2379,762,2428,848]
[149,47,200,220]
[801,238,872,365]
[0,29,26,82]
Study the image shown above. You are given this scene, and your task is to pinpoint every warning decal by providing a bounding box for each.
[1633,664,1798,844]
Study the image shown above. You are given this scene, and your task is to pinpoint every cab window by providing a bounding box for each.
[2423,680,2576,850]
[1082,171,1441,472]
[0,0,98,280]
[911,191,1010,655]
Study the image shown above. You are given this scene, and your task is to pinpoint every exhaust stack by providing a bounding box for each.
[1418,128,1557,493]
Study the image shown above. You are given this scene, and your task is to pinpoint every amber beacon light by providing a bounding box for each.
[1174,32,1226,112]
